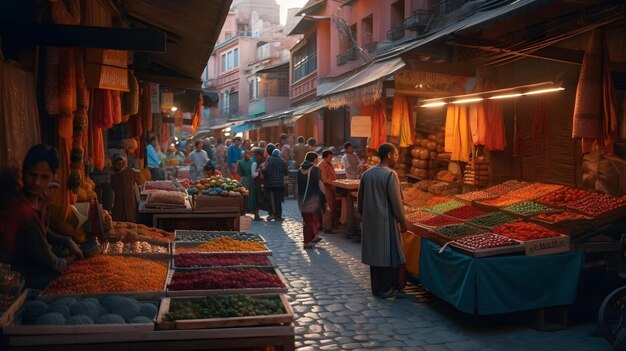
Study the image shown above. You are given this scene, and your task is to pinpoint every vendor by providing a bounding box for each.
[8,145,83,289]
[203,161,223,178]
[110,153,139,223]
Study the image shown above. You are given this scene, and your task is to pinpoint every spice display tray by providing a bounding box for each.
[174,230,266,243]
[172,241,272,256]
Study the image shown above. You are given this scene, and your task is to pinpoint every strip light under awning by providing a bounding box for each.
[419,81,564,108]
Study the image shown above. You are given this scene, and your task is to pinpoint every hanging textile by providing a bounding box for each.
[111,90,122,125]
[444,105,471,162]
[390,95,405,137]
[468,79,506,151]
[397,96,414,148]
[369,100,387,150]
[572,30,618,154]
[0,62,41,171]
[92,89,114,129]
[192,93,203,134]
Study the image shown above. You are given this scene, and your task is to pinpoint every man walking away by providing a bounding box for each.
[262,149,288,221]
[318,150,337,233]
[293,136,308,169]
[358,143,406,298]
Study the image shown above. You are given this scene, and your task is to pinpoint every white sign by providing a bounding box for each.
[351,116,371,137]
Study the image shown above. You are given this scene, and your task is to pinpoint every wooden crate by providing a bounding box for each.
[172,241,271,256]
[165,267,289,297]
[156,294,293,330]
[0,290,27,327]
[528,216,594,237]
[193,195,243,210]
[449,234,525,258]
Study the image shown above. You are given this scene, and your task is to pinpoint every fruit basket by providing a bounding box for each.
[449,233,524,257]
[174,230,266,243]
[155,294,293,330]
[165,267,289,297]
[172,238,271,256]
[172,253,273,269]
[4,295,160,335]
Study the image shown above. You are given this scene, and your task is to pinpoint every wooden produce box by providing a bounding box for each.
[101,241,172,260]
[523,234,571,256]
[449,234,525,258]
[0,290,27,327]
[165,267,289,297]
[156,294,293,330]
[193,195,243,210]
[528,216,594,237]
[174,230,266,243]
[172,241,272,256]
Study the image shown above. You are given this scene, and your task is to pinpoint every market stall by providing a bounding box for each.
[0,230,295,351]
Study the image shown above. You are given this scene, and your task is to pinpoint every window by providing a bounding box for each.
[221,92,230,115]
[361,15,373,46]
[293,34,317,82]
[249,80,254,101]
[229,92,239,115]
[221,48,239,73]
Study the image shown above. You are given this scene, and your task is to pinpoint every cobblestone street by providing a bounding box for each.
[249,199,610,351]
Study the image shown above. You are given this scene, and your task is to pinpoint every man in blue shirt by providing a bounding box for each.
[227,136,243,177]
[146,137,165,180]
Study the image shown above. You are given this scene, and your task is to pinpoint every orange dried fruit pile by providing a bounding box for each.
[176,237,268,253]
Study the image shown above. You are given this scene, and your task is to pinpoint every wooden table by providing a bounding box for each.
[2,324,295,351]
[139,200,240,232]
[333,180,360,239]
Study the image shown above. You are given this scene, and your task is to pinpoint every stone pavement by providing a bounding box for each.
[248,199,611,351]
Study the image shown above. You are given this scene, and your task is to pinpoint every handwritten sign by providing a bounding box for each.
[85,62,129,91]
[524,235,570,256]
[351,116,371,137]
[86,49,127,68]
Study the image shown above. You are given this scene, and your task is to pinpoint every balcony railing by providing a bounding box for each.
[203,78,218,88]
[432,0,469,18]
[386,25,405,41]
[404,9,432,31]
[336,47,358,66]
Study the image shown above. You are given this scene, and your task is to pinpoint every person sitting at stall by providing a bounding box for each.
[7,145,83,289]
[110,153,139,223]
[203,161,223,178]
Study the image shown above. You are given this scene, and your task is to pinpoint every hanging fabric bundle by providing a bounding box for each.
[369,99,387,150]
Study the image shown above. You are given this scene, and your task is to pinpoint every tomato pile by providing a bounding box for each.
[492,222,561,241]
[444,205,487,220]
[538,187,591,207]
[566,193,626,217]
[535,211,590,223]
[174,254,273,268]
[454,233,520,249]
[43,256,168,296]
[167,268,285,291]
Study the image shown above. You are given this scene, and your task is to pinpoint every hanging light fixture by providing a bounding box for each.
[419,81,564,107]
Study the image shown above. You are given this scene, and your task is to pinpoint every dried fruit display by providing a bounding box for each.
[146,190,186,206]
[483,180,529,196]
[406,210,436,223]
[403,187,433,208]
[507,183,564,200]
[503,201,555,217]
[477,195,523,208]
[566,193,626,217]
[453,233,520,250]
[174,231,265,243]
[167,268,285,291]
[20,296,158,325]
[43,256,168,296]
[175,254,272,268]
[416,215,464,227]
[175,237,268,253]
[423,200,465,215]
[455,191,494,202]
[110,222,175,243]
[143,181,183,192]
[166,295,285,320]
[443,205,487,220]
[426,196,454,206]
[435,224,484,238]
[469,212,518,229]
[492,222,561,241]
[538,187,592,207]
[103,241,168,254]
[535,211,591,223]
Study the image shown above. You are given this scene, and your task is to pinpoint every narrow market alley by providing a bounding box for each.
[254,200,610,351]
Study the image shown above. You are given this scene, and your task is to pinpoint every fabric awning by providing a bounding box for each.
[289,15,330,36]
[208,120,245,131]
[292,99,325,119]
[320,57,405,109]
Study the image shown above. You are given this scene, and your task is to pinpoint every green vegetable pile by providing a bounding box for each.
[503,201,553,216]
[166,295,284,320]
[469,212,517,228]
[423,200,465,215]
[435,224,483,238]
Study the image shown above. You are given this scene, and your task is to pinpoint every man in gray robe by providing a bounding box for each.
[357,143,406,298]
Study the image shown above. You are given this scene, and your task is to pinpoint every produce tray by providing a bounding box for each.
[473,196,524,212]
[450,236,525,258]
[3,298,160,335]
[165,267,289,297]
[155,294,293,330]
[528,216,594,237]
[171,255,274,270]
[193,195,244,209]
[174,230,267,243]
[101,242,171,260]
[591,206,626,227]
[499,206,561,220]
[172,241,272,256]
[0,290,27,327]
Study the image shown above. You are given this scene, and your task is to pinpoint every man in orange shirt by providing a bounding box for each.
[318,150,337,233]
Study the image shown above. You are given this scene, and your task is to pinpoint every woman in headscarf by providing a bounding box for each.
[298,152,326,248]
[238,149,260,220]
[262,149,288,221]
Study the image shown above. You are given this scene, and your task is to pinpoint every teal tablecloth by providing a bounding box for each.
[419,238,585,315]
